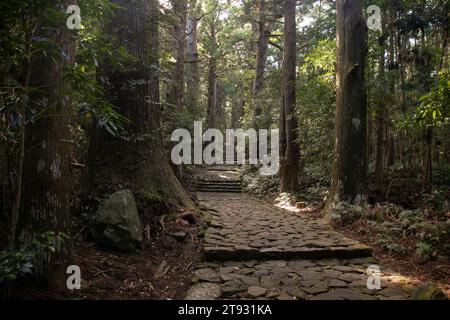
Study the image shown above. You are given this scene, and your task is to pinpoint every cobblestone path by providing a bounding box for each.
[186,168,412,300]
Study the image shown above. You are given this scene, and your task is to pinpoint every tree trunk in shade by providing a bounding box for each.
[253,0,273,129]
[17,0,75,281]
[84,0,195,209]
[186,0,201,117]
[328,0,368,207]
[170,0,188,111]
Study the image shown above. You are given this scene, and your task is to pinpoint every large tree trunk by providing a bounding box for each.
[17,0,74,281]
[423,128,433,193]
[328,0,368,206]
[253,0,273,129]
[279,0,300,194]
[85,0,195,209]
[375,12,387,195]
[206,23,217,129]
[206,61,217,129]
[170,0,188,111]
[185,0,201,117]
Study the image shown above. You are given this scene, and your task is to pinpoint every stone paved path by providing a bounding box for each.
[186,167,412,300]
[202,193,372,261]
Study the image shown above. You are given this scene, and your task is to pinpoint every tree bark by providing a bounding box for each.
[17,0,75,281]
[170,0,188,111]
[206,22,217,129]
[375,13,387,195]
[423,128,433,193]
[253,0,273,129]
[185,0,201,117]
[279,0,300,194]
[85,0,195,209]
[328,0,368,206]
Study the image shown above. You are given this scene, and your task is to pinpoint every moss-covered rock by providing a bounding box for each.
[91,190,143,252]
[413,283,448,300]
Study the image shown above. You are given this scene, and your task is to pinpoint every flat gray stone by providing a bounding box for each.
[222,280,248,297]
[172,231,187,241]
[260,276,280,289]
[248,286,267,298]
[283,285,307,299]
[328,279,348,288]
[194,268,221,283]
[301,285,329,295]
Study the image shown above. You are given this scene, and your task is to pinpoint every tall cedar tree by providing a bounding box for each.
[17,0,75,280]
[279,0,300,194]
[328,0,368,206]
[84,0,195,209]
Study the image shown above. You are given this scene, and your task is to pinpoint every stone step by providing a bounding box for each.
[196,183,242,188]
[198,181,242,186]
[203,244,373,261]
[197,186,242,190]
[197,189,243,194]
[208,165,241,172]
[196,186,243,192]
[197,187,242,191]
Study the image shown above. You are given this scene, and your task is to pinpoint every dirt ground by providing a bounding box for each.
[33,218,203,300]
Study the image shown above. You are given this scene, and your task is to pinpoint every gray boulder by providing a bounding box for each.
[91,190,143,252]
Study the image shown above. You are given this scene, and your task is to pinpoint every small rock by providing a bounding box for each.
[248,286,267,298]
[172,231,187,241]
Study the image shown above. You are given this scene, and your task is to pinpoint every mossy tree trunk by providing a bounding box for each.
[84,0,195,209]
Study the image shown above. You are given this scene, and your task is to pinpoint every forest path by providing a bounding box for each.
[185,168,413,300]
